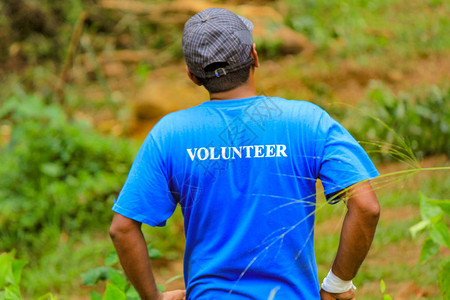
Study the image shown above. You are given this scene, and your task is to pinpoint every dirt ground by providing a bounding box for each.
[126,53,450,141]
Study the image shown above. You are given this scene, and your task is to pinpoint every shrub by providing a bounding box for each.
[81,246,166,300]
[0,250,55,299]
[347,83,449,162]
[409,193,450,297]
[0,94,137,255]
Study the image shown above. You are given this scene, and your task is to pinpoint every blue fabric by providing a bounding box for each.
[112,96,379,299]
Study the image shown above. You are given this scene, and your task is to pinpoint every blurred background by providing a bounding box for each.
[0,0,449,299]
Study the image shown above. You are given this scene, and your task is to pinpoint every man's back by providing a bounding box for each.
[114,96,378,299]
[110,8,379,300]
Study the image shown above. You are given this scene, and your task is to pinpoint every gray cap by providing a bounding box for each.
[182,8,254,79]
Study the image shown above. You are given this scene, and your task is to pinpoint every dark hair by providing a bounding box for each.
[196,62,251,93]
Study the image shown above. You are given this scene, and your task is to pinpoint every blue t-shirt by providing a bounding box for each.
[112,96,379,299]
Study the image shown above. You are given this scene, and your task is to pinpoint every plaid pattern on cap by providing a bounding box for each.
[182,8,254,79]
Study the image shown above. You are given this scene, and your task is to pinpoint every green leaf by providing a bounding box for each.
[427,199,450,215]
[0,254,12,289]
[125,286,140,300]
[380,279,386,293]
[430,212,444,224]
[420,237,440,263]
[429,221,450,248]
[409,219,430,239]
[11,259,27,285]
[420,193,442,220]
[103,283,126,300]
[90,291,102,300]
[157,285,165,292]
[106,269,126,291]
[105,251,118,266]
[383,295,393,300]
[81,266,115,286]
[4,284,21,300]
[148,246,163,260]
[438,260,450,298]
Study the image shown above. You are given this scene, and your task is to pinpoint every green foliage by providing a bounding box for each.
[409,193,450,297]
[379,279,392,300]
[82,266,125,288]
[0,251,54,300]
[82,246,170,300]
[0,252,26,299]
[0,94,137,255]
[283,0,450,57]
[348,83,450,161]
[253,20,284,58]
[82,262,138,300]
[103,283,127,300]
[142,207,185,260]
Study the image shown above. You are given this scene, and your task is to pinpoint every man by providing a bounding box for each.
[110,8,380,300]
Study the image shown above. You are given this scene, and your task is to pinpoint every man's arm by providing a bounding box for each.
[321,181,380,299]
[109,213,185,300]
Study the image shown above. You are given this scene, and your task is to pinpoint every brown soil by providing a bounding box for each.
[127,53,450,140]
[153,259,185,291]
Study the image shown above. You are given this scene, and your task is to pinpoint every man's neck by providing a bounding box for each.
[209,83,257,101]
[209,69,258,101]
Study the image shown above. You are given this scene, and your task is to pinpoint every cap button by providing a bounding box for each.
[201,16,210,23]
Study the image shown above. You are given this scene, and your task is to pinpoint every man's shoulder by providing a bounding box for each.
[153,105,206,128]
[264,97,327,122]
[269,97,325,111]
[163,105,205,120]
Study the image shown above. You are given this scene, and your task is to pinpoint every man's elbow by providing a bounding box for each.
[348,183,380,223]
[365,199,380,223]
[109,223,120,241]
[109,213,140,241]
[356,195,380,225]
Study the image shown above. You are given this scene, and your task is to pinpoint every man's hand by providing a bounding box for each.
[159,290,186,300]
[320,288,355,300]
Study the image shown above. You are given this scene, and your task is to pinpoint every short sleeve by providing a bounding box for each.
[316,112,379,197]
[112,132,176,227]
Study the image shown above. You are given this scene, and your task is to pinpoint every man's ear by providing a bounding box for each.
[186,66,202,86]
[251,43,259,68]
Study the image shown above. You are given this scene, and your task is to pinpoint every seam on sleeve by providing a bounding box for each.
[112,203,165,227]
